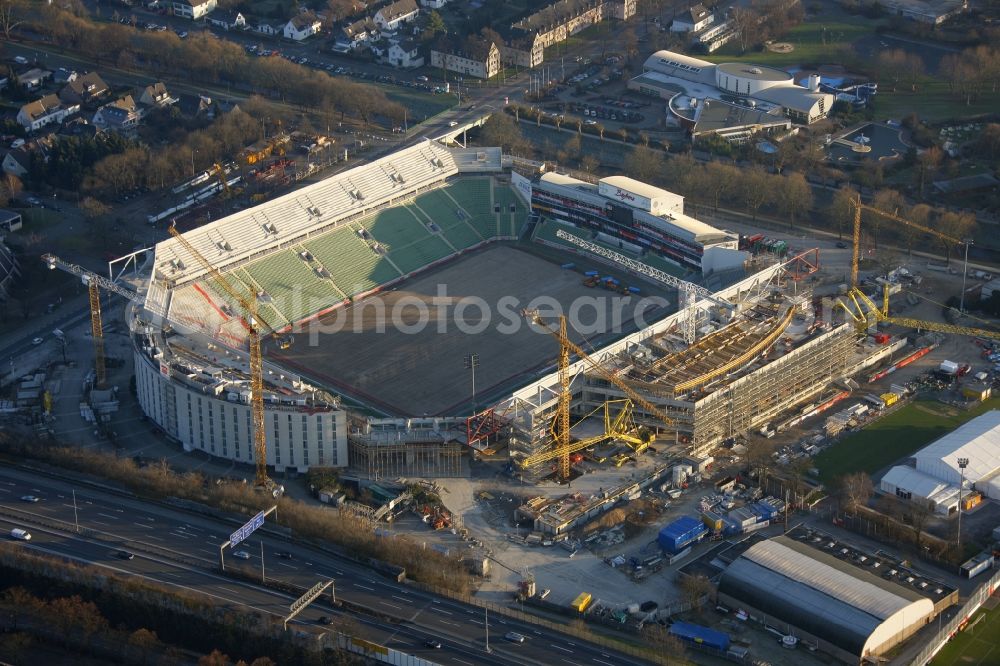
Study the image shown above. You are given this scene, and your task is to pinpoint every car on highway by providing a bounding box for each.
[424,639,442,649]
[416,75,428,82]
[10,528,31,541]
[117,550,135,560]
[504,632,525,643]
[317,616,332,625]
[276,551,293,559]
[835,241,848,248]
[20,495,39,502]
[233,550,251,560]
[32,337,43,345]
[448,121,458,127]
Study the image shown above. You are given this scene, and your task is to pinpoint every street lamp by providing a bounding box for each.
[957,457,969,552]
[959,239,973,313]
[464,353,479,409]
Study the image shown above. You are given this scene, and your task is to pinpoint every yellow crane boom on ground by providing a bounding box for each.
[525,312,673,479]
[168,225,276,493]
[842,196,1000,340]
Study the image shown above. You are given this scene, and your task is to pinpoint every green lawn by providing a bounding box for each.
[380,85,457,122]
[931,600,1000,666]
[815,398,1000,486]
[703,21,882,68]
[874,83,1000,123]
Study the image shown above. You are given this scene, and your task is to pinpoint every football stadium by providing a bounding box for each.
[131,137,904,480]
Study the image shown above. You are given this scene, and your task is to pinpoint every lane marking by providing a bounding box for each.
[593,659,615,666]
[146,535,163,541]
[431,607,452,616]
[92,520,110,526]
[277,562,296,569]
[97,513,119,520]
[454,660,474,666]
[353,584,375,591]
[133,522,153,529]
[437,619,460,627]
[550,644,573,653]
[391,595,412,603]
[380,601,402,610]
[0,488,9,493]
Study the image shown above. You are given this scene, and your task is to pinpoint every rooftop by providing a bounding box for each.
[717,62,791,82]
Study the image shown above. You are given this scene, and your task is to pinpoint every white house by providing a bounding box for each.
[283,12,322,40]
[387,39,424,68]
[172,0,217,20]
[337,17,377,49]
[254,21,281,36]
[374,0,419,31]
[139,82,178,109]
[17,95,80,132]
[93,95,142,134]
[671,3,714,32]
[207,10,246,30]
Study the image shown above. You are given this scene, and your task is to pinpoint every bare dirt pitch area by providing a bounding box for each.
[269,244,669,416]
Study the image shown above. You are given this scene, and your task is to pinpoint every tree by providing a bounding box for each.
[199,649,233,666]
[839,472,873,515]
[680,574,713,617]
[2,587,42,631]
[128,628,161,666]
[703,162,736,210]
[0,0,25,40]
[480,112,526,155]
[776,172,814,230]
[80,196,111,221]
[624,145,662,183]
[915,146,943,197]
[827,185,858,240]
[0,172,21,206]
[745,438,777,491]
[580,154,599,175]
[740,166,770,219]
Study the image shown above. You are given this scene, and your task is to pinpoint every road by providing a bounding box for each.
[0,466,651,666]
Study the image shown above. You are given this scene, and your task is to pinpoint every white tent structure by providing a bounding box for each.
[879,465,960,515]
[913,410,1000,500]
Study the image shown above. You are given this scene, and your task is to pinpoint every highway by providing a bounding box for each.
[0,467,650,666]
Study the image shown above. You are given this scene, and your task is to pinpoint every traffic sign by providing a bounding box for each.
[230,510,266,547]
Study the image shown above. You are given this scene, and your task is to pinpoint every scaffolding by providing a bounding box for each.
[348,435,464,479]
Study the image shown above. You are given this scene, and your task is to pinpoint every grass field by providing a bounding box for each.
[931,598,1000,666]
[815,397,1000,486]
[380,85,457,122]
[704,21,880,67]
[874,84,1000,123]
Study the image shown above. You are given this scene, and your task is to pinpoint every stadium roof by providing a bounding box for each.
[718,537,934,658]
[599,176,678,203]
[151,140,458,288]
[913,410,1000,485]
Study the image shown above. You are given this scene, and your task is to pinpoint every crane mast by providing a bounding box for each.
[167,226,275,492]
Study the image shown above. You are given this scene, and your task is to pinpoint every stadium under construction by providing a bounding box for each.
[117,137,907,482]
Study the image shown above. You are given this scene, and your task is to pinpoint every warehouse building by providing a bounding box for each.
[912,410,1000,500]
[717,536,936,663]
[879,465,961,515]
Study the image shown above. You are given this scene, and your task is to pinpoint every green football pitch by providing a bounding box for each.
[931,597,1000,666]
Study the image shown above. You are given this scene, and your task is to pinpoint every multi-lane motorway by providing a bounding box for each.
[0,467,649,666]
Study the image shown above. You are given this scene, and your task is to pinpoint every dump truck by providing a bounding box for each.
[571,592,592,613]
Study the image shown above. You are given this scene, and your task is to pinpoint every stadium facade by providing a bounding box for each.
[131,134,901,479]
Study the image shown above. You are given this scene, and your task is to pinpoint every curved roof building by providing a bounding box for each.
[718,537,934,662]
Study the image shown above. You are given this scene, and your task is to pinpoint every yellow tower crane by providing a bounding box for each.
[167,225,277,493]
[841,196,1000,340]
[525,312,673,480]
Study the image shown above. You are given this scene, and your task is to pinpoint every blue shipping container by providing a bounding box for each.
[658,516,707,553]
[669,621,731,651]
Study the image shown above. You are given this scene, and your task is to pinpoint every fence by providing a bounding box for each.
[910,568,1000,666]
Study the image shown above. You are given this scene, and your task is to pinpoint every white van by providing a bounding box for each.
[10,528,31,541]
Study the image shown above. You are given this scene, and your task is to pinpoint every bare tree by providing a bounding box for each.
[839,472,873,515]
[827,185,859,240]
[0,0,25,40]
[680,574,713,617]
[915,146,943,197]
[776,172,814,229]
[625,145,662,183]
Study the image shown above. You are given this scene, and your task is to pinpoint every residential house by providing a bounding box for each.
[501,33,544,68]
[254,21,281,36]
[59,72,110,106]
[283,12,322,40]
[53,68,78,84]
[207,10,246,30]
[336,17,377,50]
[431,36,500,79]
[503,0,635,66]
[2,149,31,177]
[671,4,714,32]
[17,95,80,132]
[420,0,448,7]
[0,210,22,233]
[139,82,178,109]
[93,95,142,134]
[171,0,217,19]
[374,0,419,31]
[372,37,424,67]
[15,68,52,91]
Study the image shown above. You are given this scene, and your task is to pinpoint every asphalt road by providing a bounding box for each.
[0,467,650,666]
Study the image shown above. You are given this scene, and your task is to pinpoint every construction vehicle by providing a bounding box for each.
[522,312,672,480]
[167,225,282,496]
[838,197,1000,341]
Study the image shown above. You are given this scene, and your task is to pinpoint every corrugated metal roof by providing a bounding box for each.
[880,465,956,499]
[741,538,917,618]
[914,410,1000,483]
